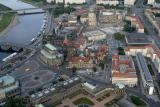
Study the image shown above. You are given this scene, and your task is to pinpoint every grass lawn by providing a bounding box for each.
[73,97,94,106]
[131,95,147,106]
[0,13,15,32]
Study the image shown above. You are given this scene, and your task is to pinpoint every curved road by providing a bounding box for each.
[126,88,160,107]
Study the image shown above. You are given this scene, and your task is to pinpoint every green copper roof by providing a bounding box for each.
[45,44,57,51]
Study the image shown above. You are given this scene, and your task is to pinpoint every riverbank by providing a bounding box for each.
[0,14,19,38]
[20,0,46,7]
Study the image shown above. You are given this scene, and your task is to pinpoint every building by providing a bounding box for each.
[99,9,124,24]
[83,30,106,41]
[136,53,154,95]
[112,55,138,87]
[46,0,86,4]
[35,104,45,107]
[148,0,155,5]
[68,56,94,69]
[68,44,108,69]
[82,82,125,99]
[124,0,136,6]
[40,44,63,66]
[0,75,20,101]
[125,44,160,73]
[31,77,82,105]
[88,44,108,62]
[145,8,160,36]
[88,7,97,28]
[96,0,119,6]
[125,33,152,45]
[125,16,144,33]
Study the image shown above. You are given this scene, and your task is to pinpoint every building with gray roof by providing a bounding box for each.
[136,53,154,95]
[0,75,20,101]
[40,43,63,66]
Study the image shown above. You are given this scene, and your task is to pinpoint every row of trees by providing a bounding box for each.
[49,3,76,17]
[98,4,124,10]
[4,97,28,107]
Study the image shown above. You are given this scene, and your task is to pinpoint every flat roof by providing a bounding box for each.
[45,44,57,51]
[136,53,153,82]
[125,33,152,45]
[83,30,106,37]
[41,49,63,59]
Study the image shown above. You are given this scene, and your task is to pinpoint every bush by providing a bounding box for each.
[131,95,147,106]
[114,33,125,41]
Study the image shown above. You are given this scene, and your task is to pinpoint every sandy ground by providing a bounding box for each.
[0,14,19,38]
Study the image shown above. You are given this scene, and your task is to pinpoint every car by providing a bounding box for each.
[25,68,30,72]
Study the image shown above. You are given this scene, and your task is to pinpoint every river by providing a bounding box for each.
[0,0,45,60]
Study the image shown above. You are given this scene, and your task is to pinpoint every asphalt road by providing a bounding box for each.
[126,87,160,107]
[132,0,160,48]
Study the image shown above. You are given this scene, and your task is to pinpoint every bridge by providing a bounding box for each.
[0,5,55,15]
[0,42,28,52]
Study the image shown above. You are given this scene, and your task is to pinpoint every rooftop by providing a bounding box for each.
[131,16,144,29]
[125,44,160,58]
[83,30,106,37]
[136,53,153,82]
[125,33,152,45]
[0,75,15,87]
[112,55,137,78]
[45,44,57,51]
[0,75,19,94]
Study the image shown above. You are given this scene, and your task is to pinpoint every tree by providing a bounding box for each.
[4,97,28,107]
[93,67,97,72]
[72,67,77,74]
[99,63,105,70]
[117,47,125,55]
[117,47,124,51]
[114,33,125,41]
[123,23,135,33]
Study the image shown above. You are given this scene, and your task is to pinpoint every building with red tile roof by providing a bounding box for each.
[112,55,138,87]
[68,44,108,69]
[68,56,94,69]
[125,44,160,73]
[73,9,89,16]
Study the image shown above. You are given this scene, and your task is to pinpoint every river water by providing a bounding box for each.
[0,0,44,59]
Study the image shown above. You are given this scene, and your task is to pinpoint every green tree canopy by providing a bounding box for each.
[72,67,77,74]
[93,67,97,72]
[114,33,125,41]
[4,97,28,107]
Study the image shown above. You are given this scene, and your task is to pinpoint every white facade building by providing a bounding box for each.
[96,0,119,6]
[125,45,160,73]
[83,30,106,41]
[46,0,86,4]
[148,0,155,5]
[124,0,136,6]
